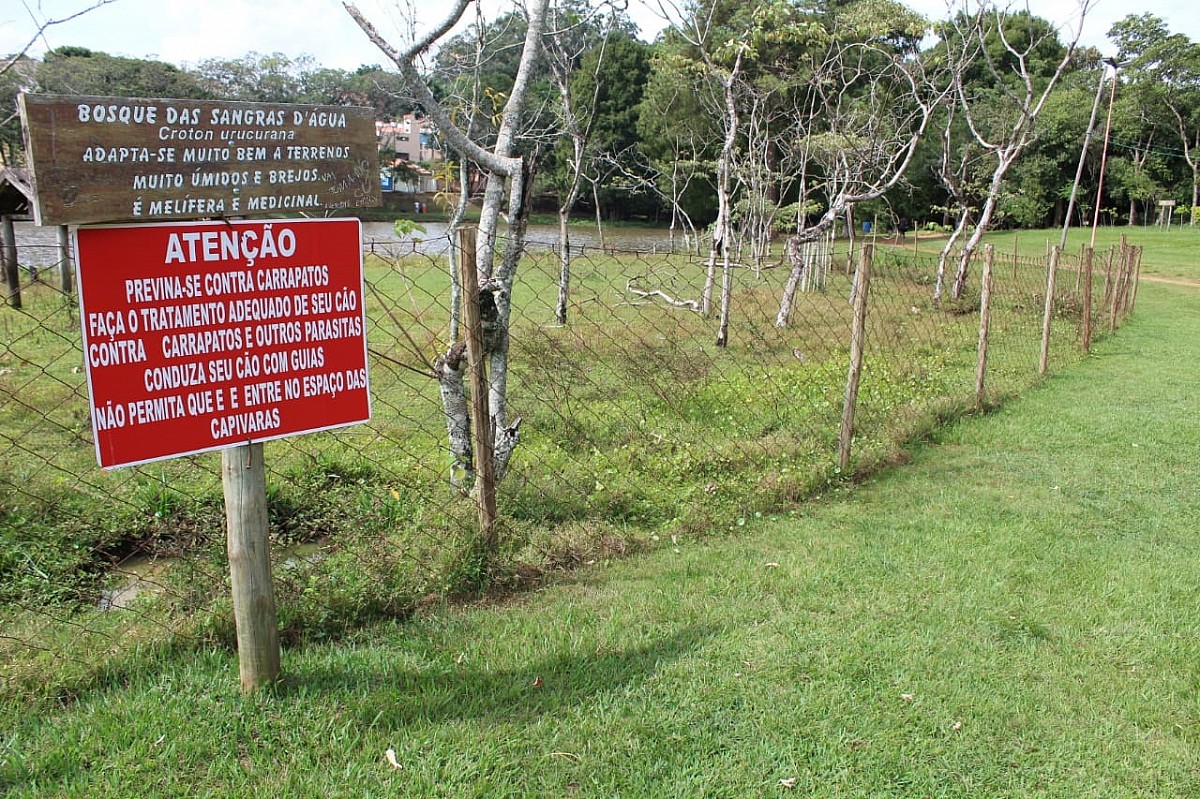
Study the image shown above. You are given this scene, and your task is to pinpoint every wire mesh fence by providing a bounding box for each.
[0,227,1138,702]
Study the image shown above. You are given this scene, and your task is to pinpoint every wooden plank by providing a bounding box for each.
[1129,246,1142,313]
[20,94,381,226]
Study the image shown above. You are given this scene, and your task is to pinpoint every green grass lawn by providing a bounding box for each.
[904,223,1200,282]
[1,275,1195,795]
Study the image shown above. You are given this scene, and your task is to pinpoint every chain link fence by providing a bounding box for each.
[0,227,1138,702]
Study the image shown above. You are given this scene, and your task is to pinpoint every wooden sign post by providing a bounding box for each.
[19,94,381,225]
[21,93,381,690]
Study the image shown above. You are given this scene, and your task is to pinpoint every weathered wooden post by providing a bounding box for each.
[1128,246,1143,313]
[1081,246,1094,353]
[975,244,995,407]
[457,227,498,548]
[2,214,20,309]
[57,225,73,296]
[1075,241,1086,292]
[1109,237,1128,333]
[222,442,280,690]
[1039,246,1060,376]
[1102,244,1115,303]
[838,244,872,473]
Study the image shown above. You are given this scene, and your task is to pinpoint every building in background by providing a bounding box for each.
[376,113,442,193]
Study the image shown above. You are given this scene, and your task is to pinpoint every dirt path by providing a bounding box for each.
[1139,274,1200,288]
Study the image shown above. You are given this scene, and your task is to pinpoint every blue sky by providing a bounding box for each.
[3,0,1198,72]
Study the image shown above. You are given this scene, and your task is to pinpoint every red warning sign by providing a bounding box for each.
[75,218,370,469]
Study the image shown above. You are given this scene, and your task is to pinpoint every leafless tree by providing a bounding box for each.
[1,0,119,77]
[775,41,942,327]
[543,1,617,325]
[345,0,551,490]
[936,1,1091,303]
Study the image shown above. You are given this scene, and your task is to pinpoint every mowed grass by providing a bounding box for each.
[908,223,1200,281]
[1,278,1195,796]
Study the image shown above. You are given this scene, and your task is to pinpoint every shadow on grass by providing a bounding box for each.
[282,624,717,728]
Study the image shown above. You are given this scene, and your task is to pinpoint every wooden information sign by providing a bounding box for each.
[75,218,371,469]
[19,94,381,226]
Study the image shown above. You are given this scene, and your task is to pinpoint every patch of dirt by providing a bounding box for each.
[1140,275,1200,288]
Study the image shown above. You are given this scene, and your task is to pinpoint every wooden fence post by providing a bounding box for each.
[1039,246,1060,376]
[1102,245,1115,303]
[57,225,73,296]
[1109,237,1128,333]
[1081,246,1094,353]
[457,227,498,549]
[975,244,995,407]
[222,442,280,691]
[1128,246,1143,313]
[838,244,872,473]
[2,215,20,310]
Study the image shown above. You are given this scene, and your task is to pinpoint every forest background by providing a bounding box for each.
[4,0,1200,239]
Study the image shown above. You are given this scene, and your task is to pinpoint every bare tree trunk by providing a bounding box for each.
[701,248,717,315]
[436,343,473,490]
[934,210,970,304]
[346,0,549,489]
[951,174,1005,300]
[446,156,471,344]
[716,244,734,347]
[1192,170,1198,227]
[944,2,1085,300]
[592,181,606,251]
[556,212,571,324]
[775,235,807,328]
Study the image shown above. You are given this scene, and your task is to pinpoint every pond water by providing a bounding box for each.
[12,218,692,268]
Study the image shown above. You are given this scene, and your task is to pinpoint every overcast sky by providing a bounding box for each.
[4,0,1200,72]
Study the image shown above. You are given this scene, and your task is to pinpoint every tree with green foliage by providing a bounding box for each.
[1110,14,1200,224]
[643,0,937,335]
[0,57,36,166]
[35,46,209,99]
[343,65,414,119]
[569,30,652,225]
[193,52,314,103]
[636,44,716,249]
